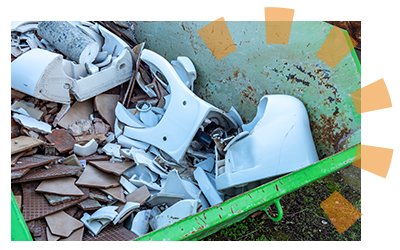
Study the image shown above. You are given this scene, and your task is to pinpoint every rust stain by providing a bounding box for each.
[310,113,351,159]
[231,205,234,214]
[203,212,207,220]
[248,193,252,198]
[219,214,222,219]
[275,184,280,191]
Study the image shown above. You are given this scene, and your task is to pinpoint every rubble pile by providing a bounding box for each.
[11,21,319,241]
[11,21,237,241]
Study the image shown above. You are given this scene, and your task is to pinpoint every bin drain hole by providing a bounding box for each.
[163,136,167,141]
[183,100,187,106]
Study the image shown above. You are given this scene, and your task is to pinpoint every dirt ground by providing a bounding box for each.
[203,165,361,241]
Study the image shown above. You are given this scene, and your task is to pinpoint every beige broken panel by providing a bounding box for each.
[11,101,44,120]
[58,227,84,241]
[36,177,84,196]
[45,210,83,238]
[115,185,150,213]
[89,160,135,176]
[58,99,93,129]
[46,227,60,241]
[60,154,82,167]
[11,136,44,155]
[75,164,120,189]
[100,186,126,203]
[94,94,119,128]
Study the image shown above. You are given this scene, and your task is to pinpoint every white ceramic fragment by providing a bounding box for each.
[120,176,138,193]
[228,106,243,127]
[88,206,118,221]
[117,135,150,150]
[129,174,162,191]
[171,56,196,91]
[11,49,74,104]
[113,202,140,224]
[137,102,159,127]
[101,142,121,158]
[81,206,118,236]
[123,49,238,164]
[115,102,147,128]
[94,51,109,64]
[73,138,98,157]
[194,156,215,172]
[194,167,223,206]
[154,199,198,230]
[146,192,184,207]
[129,148,168,178]
[216,95,319,196]
[12,113,51,134]
[128,164,158,183]
[94,54,112,68]
[130,209,151,236]
[81,213,104,236]
[161,169,197,200]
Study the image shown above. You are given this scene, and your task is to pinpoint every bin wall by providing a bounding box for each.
[133,21,361,159]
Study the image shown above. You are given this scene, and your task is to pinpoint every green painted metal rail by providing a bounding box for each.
[136,144,359,241]
[11,190,32,241]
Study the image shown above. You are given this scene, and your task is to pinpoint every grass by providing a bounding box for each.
[203,165,361,241]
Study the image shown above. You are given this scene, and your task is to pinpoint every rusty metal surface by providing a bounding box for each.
[133,21,361,159]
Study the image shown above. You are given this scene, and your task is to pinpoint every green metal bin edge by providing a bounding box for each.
[10,145,359,241]
[11,190,32,241]
[136,144,360,241]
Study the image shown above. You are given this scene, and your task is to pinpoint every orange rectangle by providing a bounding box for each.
[197,17,236,61]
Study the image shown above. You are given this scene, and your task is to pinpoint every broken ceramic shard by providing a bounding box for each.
[100,186,126,203]
[120,176,138,193]
[76,164,120,189]
[129,174,161,192]
[74,139,98,157]
[113,202,140,225]
[11,22,133,104]
[194,167,223,206]
[35,177,84,196]
[161,169,198,200]
[117,135,150,150]
[129,147,168,178]
[146,193,184,207]
[153,199,198,230]
[100,142,121,158]
[12,113,52,134]
[123,49,238,164]
[171,56,196,91]
[45,210,83,238]
[11,49,74,104]
[115,102,146,128]
[124,164,158,183]
[89,160,134,176]
[136,101,159,127]
[216,95,319,196]
[81,208,117,237]
[129,209,151,236]
[194,156,215,172]
[11,101,43,120]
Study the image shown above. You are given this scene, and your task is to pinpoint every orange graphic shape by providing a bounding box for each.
[264,7,295,45]
[351,78,392,114]
[353,144,393,178]
[320,191,362,234]
[197,17,237,60]
[316,25,358,69]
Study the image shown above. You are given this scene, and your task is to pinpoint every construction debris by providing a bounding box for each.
[11,21,319,241]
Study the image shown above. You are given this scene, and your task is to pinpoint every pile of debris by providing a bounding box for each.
[11,21,319,241]
[10,21,231,241]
